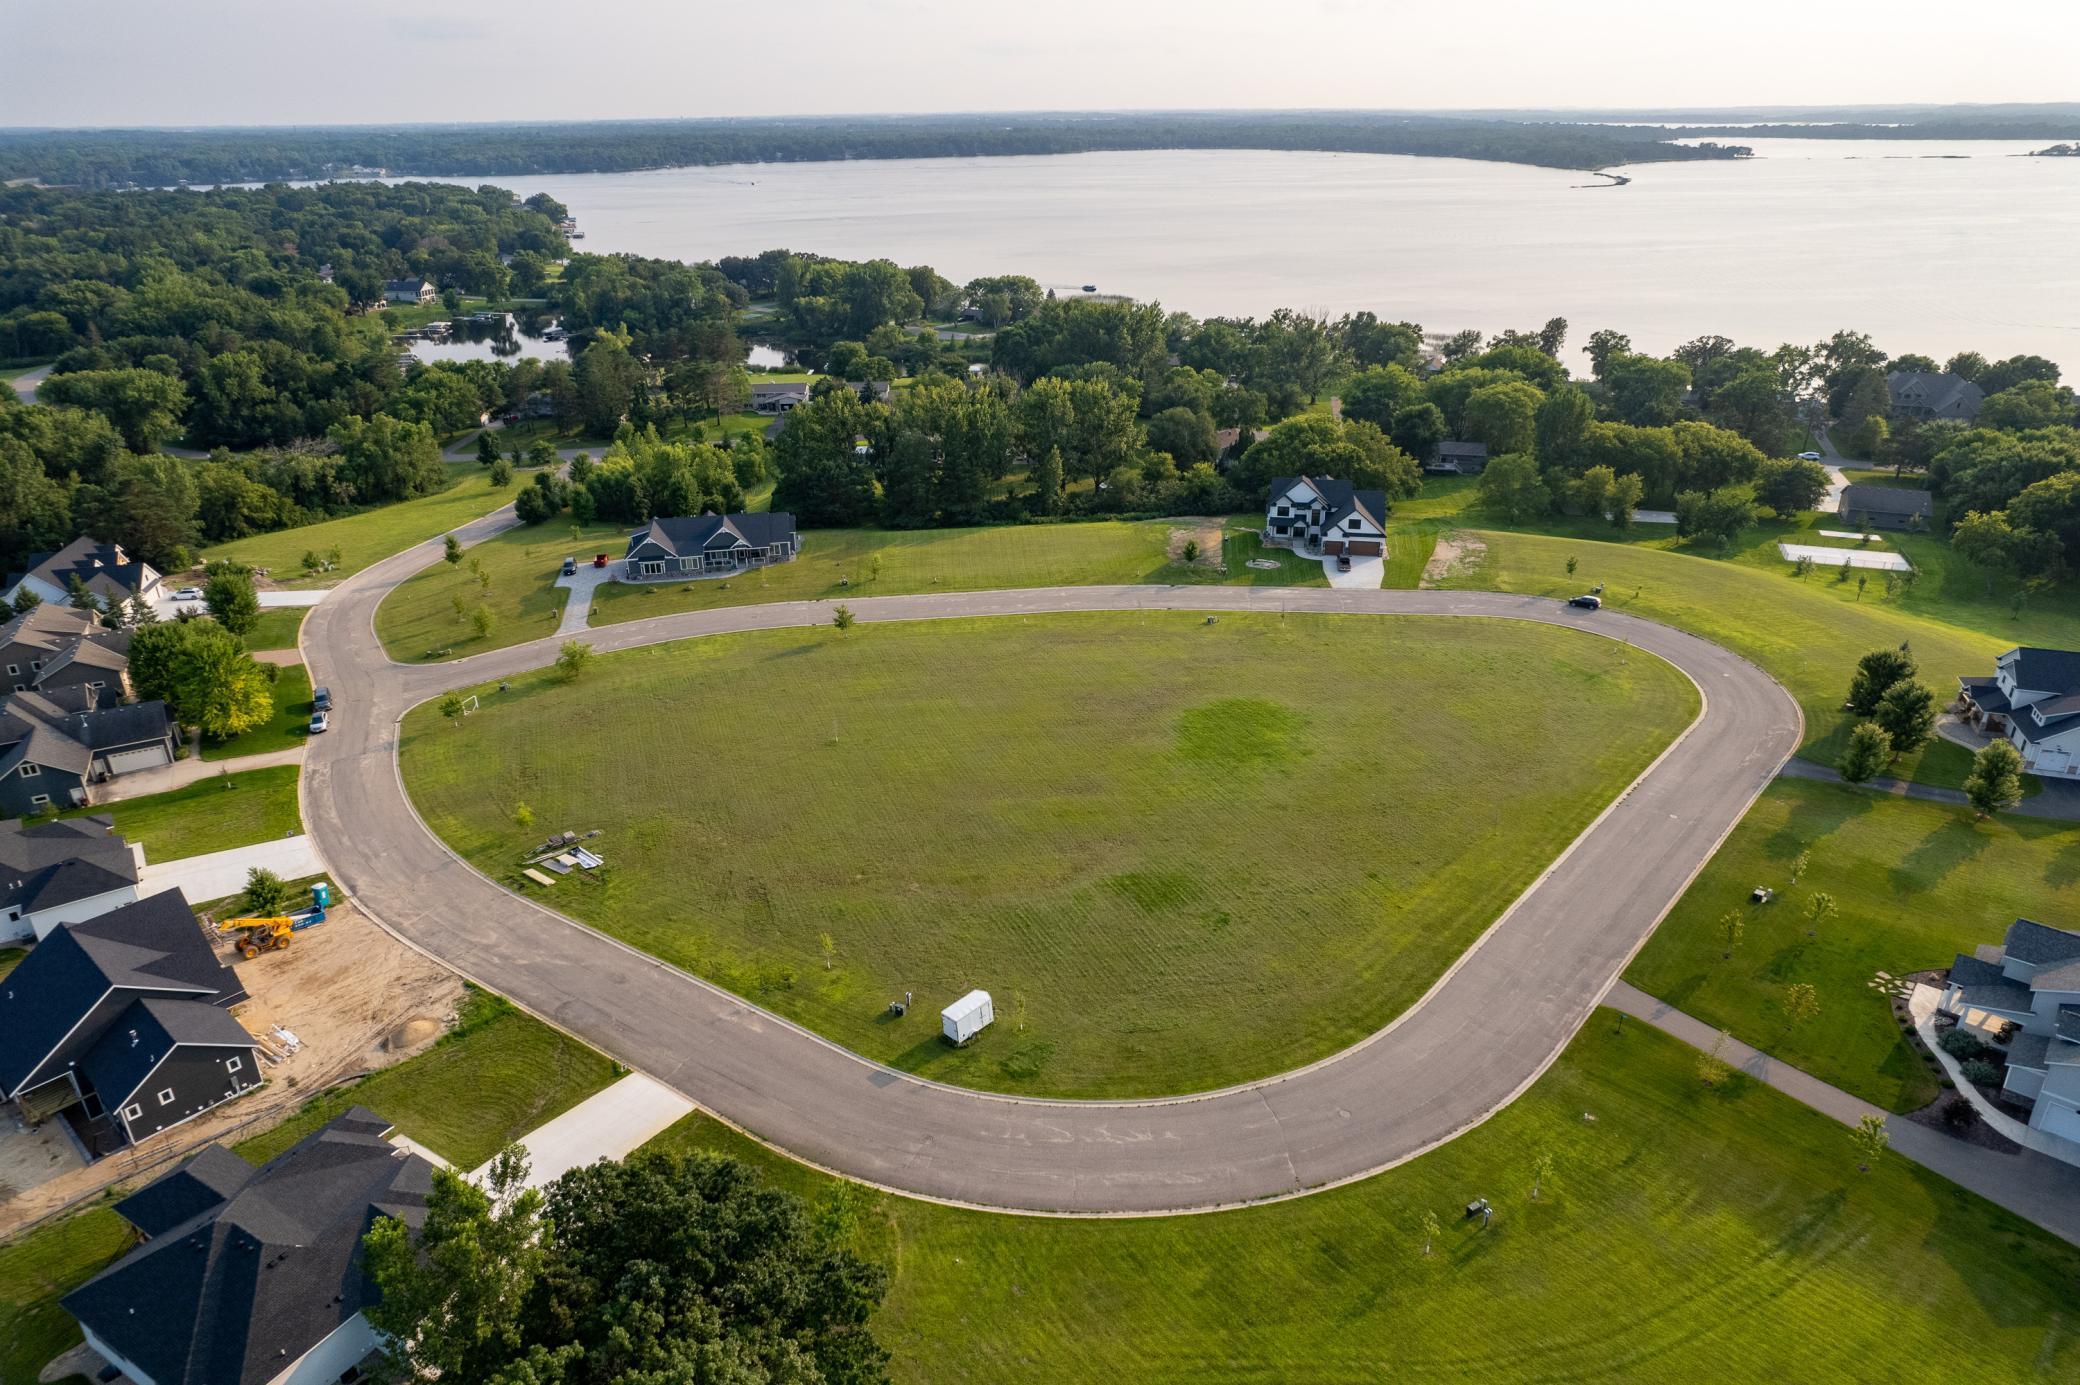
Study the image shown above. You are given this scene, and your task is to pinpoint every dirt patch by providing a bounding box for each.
[1420,532,1485,588]
[1166,518,1224,563]
[0,897,463,1234]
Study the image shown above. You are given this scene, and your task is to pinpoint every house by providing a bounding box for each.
[1,602,132,697]
[0,688,182,814]
[1957,646,2080,779]
[61,1106,435,1385]
[2,536,163,611]
[1,814,143,942]
[1887,369,1984,423]
[1941,918,2080,1163]
[844,379,894,403]
[623,513,801,581]
[1262,476,1389,558]
[0,889,256,1156]
[1837,483,1933,531]
[1427,441,1490,475]
[316,263,335,284]
[750,380,812,415]
[383,277,437,306]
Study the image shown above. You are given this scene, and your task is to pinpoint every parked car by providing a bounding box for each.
[561,557,577,576]
[1798,451,1824,461]
[311,686,333,713]
[1568,594,1601,610]
[172,586,204,601]
[308,709,330,734]
[1336,552,1352,572]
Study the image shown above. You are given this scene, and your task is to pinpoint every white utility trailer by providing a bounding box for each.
[941,989,994,1045]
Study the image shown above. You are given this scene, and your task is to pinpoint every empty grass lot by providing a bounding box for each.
[401,611,1695,1097]
[242,606,305,653]
[202,461,532,587]
[0,1207,132,1385]
[644,1017,2080,1383]
[61,764,299,860]
[197,663,312,760]
[1628,776,2080,1112]
[233,989,617,1169]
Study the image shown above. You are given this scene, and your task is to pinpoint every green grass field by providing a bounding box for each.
[61,765,300,861]
[0,1207,132,1385]
[1627,776,2080,1111]
[242,607,305,653]
[197,664,311,760]
[234,989,617,1169]
[401,611,1695,1096]
[645,1016,2080,1383]
[202,461,532,588]
[376,518,627,660]
[0,946,23,980]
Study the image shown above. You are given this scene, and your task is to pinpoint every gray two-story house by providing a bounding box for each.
[1942,917,2080,1164]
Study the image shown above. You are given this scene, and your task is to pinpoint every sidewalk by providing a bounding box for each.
[94,746,304,803]
[1777,756,2080,823]
[139,835,326,903]
[1606,981,2080,1246]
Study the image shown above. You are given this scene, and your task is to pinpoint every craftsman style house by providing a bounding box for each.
[1957,646,2080,780]
[2,602,133,697]
[623,512,801,580]
[1887,369,1984,423]
[1263,476,1389,557]
[1942,917,2080,1165]
[1,814,143,943]
[0,689,182,814]
[383,276,438,305]
[2,536,164,611]
[750,380,812,414]
[62,1107,436,1385]
[1837,483,1933,531]
[0,890,256,1157]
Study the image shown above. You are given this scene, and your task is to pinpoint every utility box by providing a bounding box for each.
[941,989,994,1045]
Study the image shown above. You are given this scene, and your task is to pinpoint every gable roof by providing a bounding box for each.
[2006,917,2080,968]
[35,637,129,686]
[1838,484,1932,519]
[750,379,811,400]
[64,1106,435,1385]
[0,814,138,917]
[2002,647,2080,697]
[1886,370,1984,418]
[81,994,256,1112]
[8,537,158,601]
[1267,476,1389,532]
[0,890,242,1098]
[116,1144,257,1239]
[625,512,799,560]
[1946,951,2035,1015]
[0,602,103,658]
[1438,441,1489,459]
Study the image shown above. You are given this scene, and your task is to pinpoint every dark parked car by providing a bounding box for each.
[1336,553,1352,572]
[561,556,577,576]
[1568,595,1601,610]
[312,686,333,712]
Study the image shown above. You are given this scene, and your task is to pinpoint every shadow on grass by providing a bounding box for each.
[1763,780,1872,860]
[1893,818,1996,894]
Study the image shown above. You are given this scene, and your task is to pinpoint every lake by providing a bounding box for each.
[401,309,570,366]
[468,142,2080,368]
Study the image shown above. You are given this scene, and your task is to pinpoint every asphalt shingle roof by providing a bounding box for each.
[79,995,254,1112]
[2005,647,2080,697]
[2005,918,2080,968]
[64,1106,435,1385]
[625,512,799,560]
[1268,476,1389,532]
[116,1144,256,1239]
[1947,952,2036,1015]
[0,814,137,917]
[1838,484,1933,520]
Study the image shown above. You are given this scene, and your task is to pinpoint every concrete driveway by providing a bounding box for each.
[552,562,619,635]
[140,835,326,904]
[1319,554,1384,589]
[301,513,1802,1213]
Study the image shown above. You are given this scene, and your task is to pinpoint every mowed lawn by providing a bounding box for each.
[202,461,530,588]
[242,606,306,652]
[644,1017,2080,1383]
[376,517,1313,662]
[197,663,312,760]
[1435,526,2023,787]
[60,765,300,860]
[0,1207,133,1385]
[401,611,1696,1097]
[234,989,617,1170]
[1628,776,2080,1111]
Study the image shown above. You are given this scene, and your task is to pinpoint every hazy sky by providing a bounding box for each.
[7,0,2078,127]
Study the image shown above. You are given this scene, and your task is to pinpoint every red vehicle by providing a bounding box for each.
[593,553,608,568]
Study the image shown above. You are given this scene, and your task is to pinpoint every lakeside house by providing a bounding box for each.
[1837,483,1932,531]
[750,380,812,415]
[1263,476,1388,558]
[0,814,143,943]
[60,1106,436,1385]
[622,513,802,580]
[1887,369,1984,423]
[0,889,256,1158]
[1957,646,2080,779]
[383,277,437,306]
[1941,917,2080,1164]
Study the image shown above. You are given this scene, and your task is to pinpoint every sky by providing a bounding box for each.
[6,0,2079,128]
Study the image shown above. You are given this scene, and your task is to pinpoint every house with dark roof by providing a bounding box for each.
[62,1106,435,1385]
[1427,441,1489,475]
[1957,646,2080,780]
[1837,483,1933,531]
[1263,476,1389,558]
[750,379,812,414]
[1941,918,2080,1164]
[1887,369,1984,422]
[1,602,132,699]
[2,537,163,612]
[0,890,255,1156]
[1,814,143,943]
[0,686,180,815]
[382,277,437,305]
[623,512,801,581]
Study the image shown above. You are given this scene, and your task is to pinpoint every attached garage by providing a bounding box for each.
[1345,540,1384,557]
[102,744,172,776]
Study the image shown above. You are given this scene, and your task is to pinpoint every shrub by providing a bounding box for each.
[1939,1028,1989,1061]
[1959,1059,2001,1087]
[1940,1097,1979,1131]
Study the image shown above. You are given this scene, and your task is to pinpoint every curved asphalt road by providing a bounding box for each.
[300,514,1801,1215]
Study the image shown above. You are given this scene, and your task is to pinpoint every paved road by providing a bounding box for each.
[300,517,1802,1214]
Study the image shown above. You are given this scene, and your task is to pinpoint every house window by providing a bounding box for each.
[640,561,663,576]
[3,664,15,676]
[123,1103,142,1121]
[226,1055,243,1073]
[157,1088,176,1105]
[19,763,39,778]
[30,794,49,807]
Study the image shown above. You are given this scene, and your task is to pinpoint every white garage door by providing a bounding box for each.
[105,744,171,775]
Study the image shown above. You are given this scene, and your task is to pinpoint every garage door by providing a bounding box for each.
[1348,541,1383,556]
[105,744,171,775]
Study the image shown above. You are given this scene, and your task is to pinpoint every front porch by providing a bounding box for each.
[622,545,796,582]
